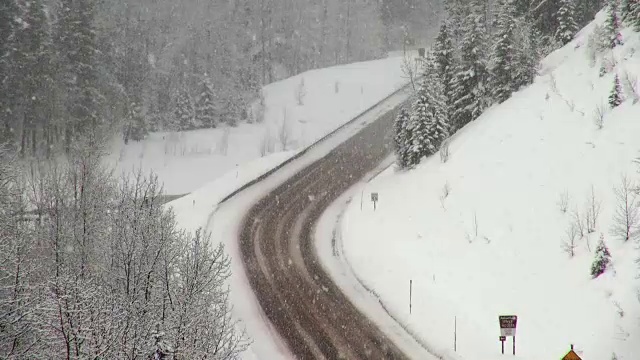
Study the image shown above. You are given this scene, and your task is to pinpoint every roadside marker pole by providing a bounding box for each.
[409,280,412,314]
[454,316,457,352]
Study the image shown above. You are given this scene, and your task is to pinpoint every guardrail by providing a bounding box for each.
[218,83,412,205]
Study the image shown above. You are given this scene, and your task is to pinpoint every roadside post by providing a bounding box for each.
[498,315,517,355]
[371,192,378,210]
[409,279,412,314]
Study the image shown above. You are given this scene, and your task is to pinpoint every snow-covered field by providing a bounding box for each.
[106,56,407,195]
[336,13,640,360]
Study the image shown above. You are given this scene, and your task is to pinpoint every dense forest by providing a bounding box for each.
[0,0,443,158]
[394,0,640,169]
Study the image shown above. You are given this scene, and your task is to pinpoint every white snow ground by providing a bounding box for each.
[106,56,407,195]
[336,13,640,360]
[164,66,413,357]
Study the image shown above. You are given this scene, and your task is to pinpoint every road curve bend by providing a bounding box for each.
[239,97,408,359]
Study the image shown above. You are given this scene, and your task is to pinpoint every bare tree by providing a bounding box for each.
[621,70,639,104]
[557,189,570,213]
[295,77,306,106]
[594,102,606,129]
[440,139,451,163]
[278,108,290,151]
[401,52,420,93]
[586,185,602,234]
[571,207,586,239]
[439,181,450,210]
[562,222,579,257]
[610,175,640,242]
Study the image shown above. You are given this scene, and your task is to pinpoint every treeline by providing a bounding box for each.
[0,0,443,158]
[394,0,639,169]
[0,144,248,359]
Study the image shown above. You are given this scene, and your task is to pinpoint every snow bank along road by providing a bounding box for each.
[235,87,412,359]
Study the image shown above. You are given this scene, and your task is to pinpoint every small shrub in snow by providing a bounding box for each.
[440,139,450,163]
[609,73,623,108]
[562,222,579,257]
[621,70,639,103]
[586,185,602,234]
[334,80,340,94]
[439,181,451,209]
[605,0,623,48]
[295,77,306,106]
[558,190,570,213]
[278,108,290,151]
[594,103,606,129]
[591,234,611,278]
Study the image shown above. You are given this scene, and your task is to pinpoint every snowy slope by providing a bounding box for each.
[337,13,640,360]
[106,56,407,195]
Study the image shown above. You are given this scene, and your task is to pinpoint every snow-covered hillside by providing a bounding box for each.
[338,12,640,360]
[105,56,407,195]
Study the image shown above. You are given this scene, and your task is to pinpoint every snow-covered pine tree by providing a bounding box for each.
[57,0,103,148]
[124,101,147,143]
[423,52,450,148]
[195,75,217,128]
[591,234,611,278]
[407,80,436,167]
[512,17,542,89]
[609,73,623,107]
[393,108,412,169]
[0,0,19,144]
[450,1,490,132]
[433,21,456,128]
[621,0,633,22]
[490,0,518,104]
[629,0,640,30]
[175,89,196,131]
[606,0,623,47]
[555,0,579,45]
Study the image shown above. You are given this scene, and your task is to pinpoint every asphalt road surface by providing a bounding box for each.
[239,100,409,360]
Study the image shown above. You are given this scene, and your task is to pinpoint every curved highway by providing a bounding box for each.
[239,98,408,359]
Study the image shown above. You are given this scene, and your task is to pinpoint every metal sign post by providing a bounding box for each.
[498,315,517,355]
[371,192,379,210]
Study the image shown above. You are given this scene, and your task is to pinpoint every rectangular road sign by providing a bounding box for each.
[499,315,517,337]
[499,336,506,341]
[371,192,378,202]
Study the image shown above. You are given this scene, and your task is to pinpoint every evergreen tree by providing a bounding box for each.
[591,234,611,278]
[433,21,456,127]
[621,0,633,21]
[513,18,542,89]
[609,73,623,107]
[124,101,147,143]
[57,0,103,148]
[175,89,195,131]
[407,81,435,167]
[450,2,490,132]
[393,108,412,169]
[423,53,450,148]
[555,0,579,45]
[195,75,217,128]
[605,0,623,48]
[490,0,518,104]
[14,0,53,155]
[0,0,19,143]
[629,0,640,30]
